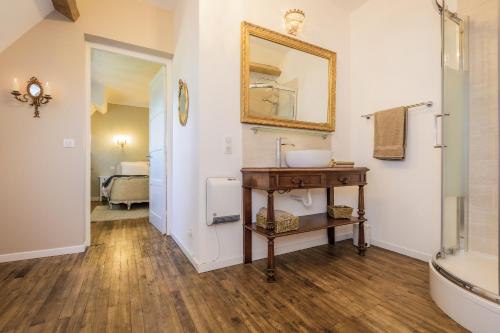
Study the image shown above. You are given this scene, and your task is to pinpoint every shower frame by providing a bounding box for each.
[432,0,500,304]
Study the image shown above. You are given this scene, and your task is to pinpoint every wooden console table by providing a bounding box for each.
[241,167,369,282]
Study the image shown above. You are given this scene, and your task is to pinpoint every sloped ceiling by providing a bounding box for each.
[91,49,162,111]
[142,0,178,10]
[329,0,368,12]
[0,0,54,53]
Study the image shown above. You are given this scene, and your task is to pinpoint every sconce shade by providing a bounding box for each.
[284,9,305,36]
[113,135,130,149]
[12,78,20,92]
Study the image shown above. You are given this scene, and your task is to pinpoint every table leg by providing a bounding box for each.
[267,238,276,282]
[243,187,252,264]
[327,187,335,245]
[266,190,277,282]
[357,185,366,256]
[266,191,276,234]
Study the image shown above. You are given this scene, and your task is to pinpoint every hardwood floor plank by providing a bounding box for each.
[0,214,468,333]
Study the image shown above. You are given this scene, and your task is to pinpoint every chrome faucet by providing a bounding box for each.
[276,137,295,168]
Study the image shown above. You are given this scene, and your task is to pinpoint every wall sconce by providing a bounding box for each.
[284,9,305,36]
[113,135,130,150]
[11,77,52,118]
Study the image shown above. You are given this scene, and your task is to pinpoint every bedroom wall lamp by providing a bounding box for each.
[113,135,130,150]
[11,77,52,118]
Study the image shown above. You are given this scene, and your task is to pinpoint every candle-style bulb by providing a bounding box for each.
[12,78,20,92]
[44,81,52,96]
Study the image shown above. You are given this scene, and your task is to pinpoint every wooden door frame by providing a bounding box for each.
[84,42,173,246]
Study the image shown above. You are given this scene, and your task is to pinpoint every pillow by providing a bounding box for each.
[116,161,149,175]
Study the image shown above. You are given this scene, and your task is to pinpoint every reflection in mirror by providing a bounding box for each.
[248,36,330,123]
[29,83,42,97]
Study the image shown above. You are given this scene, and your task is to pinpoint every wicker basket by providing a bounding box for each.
[256,208,299,233]
[328,205,353,219]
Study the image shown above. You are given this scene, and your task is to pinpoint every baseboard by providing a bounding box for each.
[0,244,87,263]
[197,255,243,273]
[197,232,353,273]
[371,239,431,261]
[170,233,200,272]
[91,197,100,202]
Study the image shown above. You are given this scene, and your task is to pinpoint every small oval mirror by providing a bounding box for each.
[178,79,189,126]
[28,83,42,97]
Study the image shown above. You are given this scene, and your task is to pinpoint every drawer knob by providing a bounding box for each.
[291,177,305,187]
[338,176,350,185]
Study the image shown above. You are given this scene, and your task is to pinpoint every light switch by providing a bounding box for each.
[224,136,232,154]
[63,138,75,148]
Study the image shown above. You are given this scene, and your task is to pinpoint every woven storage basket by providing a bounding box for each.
[256,208,299,233]
[328,205,353,219]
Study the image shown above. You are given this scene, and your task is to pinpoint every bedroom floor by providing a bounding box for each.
[0,217,467,332]
[91,201,149,222]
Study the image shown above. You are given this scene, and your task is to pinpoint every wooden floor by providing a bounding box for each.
[0,217,467,332]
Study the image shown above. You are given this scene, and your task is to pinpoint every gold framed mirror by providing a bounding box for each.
[27,78,43,98]
[241,22,337,132]
[178,79,189,126]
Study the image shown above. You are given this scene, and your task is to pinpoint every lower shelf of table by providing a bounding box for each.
[244,213,361,238]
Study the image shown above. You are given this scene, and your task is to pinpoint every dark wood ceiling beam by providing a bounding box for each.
[52,0,80,22]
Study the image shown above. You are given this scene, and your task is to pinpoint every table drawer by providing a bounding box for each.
[277,174,325,189]
[327,173,364,186]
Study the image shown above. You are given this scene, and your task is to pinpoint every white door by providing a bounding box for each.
[149,67,167,234]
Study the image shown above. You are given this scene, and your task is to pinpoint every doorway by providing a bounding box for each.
[84,43,173,245]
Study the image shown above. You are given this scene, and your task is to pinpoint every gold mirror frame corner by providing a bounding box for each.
[240,21,337,132]
[178,79,189,127]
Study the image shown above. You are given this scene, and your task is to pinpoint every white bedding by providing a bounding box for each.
[116,161,149,175]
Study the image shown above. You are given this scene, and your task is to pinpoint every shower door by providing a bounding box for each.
[441,9,468,256]
[438,0,500,298]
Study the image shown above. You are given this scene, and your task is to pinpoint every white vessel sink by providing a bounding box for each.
[285,150,332,168]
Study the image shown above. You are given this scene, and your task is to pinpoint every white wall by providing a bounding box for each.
[90,104,149,198]
[194,0,354,271]
[170,0,200,264]
[0,0,448,267]
[350,0,442,260]
[0,0,174,257]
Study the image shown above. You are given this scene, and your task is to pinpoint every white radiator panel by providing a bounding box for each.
[206,178,241,225]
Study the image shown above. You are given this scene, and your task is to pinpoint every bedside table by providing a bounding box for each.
[98,176,111,202]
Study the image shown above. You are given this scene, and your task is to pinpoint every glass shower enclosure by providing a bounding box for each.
[433,0,500,303]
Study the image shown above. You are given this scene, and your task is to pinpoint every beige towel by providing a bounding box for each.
[373,107,407,160]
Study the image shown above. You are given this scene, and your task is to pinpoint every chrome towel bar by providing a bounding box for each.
[361,101,433,119]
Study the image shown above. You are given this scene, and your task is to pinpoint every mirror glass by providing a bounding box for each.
[28,83,42,97]
[248,36,329,123]
[178,80,189,126]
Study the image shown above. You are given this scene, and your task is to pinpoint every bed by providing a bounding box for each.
[102,162,150,210]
